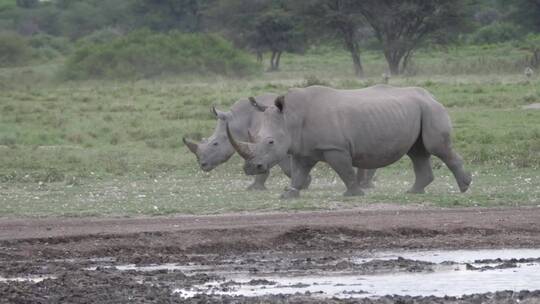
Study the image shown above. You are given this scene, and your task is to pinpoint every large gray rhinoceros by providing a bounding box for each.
[227,85,472,199]
[183,93,311,191]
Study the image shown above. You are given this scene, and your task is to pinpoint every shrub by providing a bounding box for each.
[61,30,260,80]
[0,31,31,67]
[28,33,71,60]
[76,28,124,46]
[470,22,523,45]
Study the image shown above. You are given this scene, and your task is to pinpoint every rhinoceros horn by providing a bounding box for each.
[226,123,254,160]
[182,137,199,154]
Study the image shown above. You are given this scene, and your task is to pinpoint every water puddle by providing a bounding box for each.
[171,248,540,299]
[4,248,540,298]
[0,276,54,283]
[358,248,540,264]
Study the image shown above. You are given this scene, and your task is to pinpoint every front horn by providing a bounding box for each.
[226,123,254,160]
[182,137,199,154]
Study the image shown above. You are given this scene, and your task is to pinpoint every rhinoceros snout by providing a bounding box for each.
[200,162,214,172]
[243,162,268,175]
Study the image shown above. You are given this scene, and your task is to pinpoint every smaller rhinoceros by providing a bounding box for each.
[183,93,311,191]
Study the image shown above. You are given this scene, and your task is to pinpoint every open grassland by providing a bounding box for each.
[0,47,539,217]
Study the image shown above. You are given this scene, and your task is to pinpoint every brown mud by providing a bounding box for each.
[1,206,540,303]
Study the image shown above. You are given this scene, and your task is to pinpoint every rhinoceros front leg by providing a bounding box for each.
[277,156,312,190]
[280,156,317,199]
[357,168,376,189]
[324,150,364,197]
[247,172,269,191]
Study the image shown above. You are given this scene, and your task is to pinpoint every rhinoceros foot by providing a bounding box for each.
[280,187,300,199]
[458,171,472,193]
[406,188,425,194]
[344,187,364,197]
[247,183,267,191]
[359,181,375,189]
[299,175,312,190]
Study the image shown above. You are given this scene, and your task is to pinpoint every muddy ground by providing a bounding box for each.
[1,206,540,303]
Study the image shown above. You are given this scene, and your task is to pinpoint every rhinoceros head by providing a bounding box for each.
[228,96,291,175]
[183,106,236,172]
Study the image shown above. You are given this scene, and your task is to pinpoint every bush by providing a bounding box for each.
[470,22,523,45]
[76,28,124,46]
[0,31,31,67]
[62,30,260,80]
[28,33,71,60]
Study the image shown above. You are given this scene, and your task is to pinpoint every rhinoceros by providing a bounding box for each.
[183,93,313,190]
[227,85,471,198]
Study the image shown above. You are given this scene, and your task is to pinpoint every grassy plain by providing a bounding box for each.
[0,46,539,217]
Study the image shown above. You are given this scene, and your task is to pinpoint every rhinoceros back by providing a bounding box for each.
[283,85,443,168]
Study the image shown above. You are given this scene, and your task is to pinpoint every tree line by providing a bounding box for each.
[1,0,539,76]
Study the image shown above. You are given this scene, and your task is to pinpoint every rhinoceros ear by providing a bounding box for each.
[249,97,268,112]
[275,95,285,113]
[211,105,229,120]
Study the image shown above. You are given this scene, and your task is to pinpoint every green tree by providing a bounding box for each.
[356,0,468,75]
[16,0,37,8]
[505,0,540,33]
[293,0,367,77]
[131,0,209,32]
[207,0,305,71]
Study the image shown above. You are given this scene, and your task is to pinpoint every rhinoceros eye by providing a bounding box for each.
[213,142,219,146]
[268,140,274,145]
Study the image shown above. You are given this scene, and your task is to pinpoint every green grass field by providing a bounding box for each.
[0,47,539,217]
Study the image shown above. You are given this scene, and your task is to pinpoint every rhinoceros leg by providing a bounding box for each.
[324,151,364,197]
[357,168,376,189]
[434,150,471,193]
[247,172,269,191]
[278,156,312,190]
[421,126,472,193]
[406,141,434,194]
[281,156,317,199]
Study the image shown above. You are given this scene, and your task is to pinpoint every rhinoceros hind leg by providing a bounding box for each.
[247,172,269,191]
[439,151,471,193]
[357,168,376,189]
[300,174,312,190]
[324,151,364,197]
[407,142,434,194]
[423,133,472,193]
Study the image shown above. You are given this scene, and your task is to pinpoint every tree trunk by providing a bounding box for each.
[342,29,364,78]
[256,50,263,64]
[350,48,364,78]
[385,50,402,76]
[269,51,277,71]
[274,51,282,70]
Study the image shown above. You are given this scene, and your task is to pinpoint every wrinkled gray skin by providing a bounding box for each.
[183,93,313,191]
[228,85,471,199]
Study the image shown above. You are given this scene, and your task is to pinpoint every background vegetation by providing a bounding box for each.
[0,0,539,216]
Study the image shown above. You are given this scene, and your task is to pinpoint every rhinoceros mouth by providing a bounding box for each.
[243,163,268,175]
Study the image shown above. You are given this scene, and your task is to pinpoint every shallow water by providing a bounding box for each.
[173,248,540,298]
[0,276,53,283]
[359,248,540,264]
[4,249,540,299]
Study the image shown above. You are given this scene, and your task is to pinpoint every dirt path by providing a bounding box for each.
[2,205,540,241]
[1,206,540,260]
